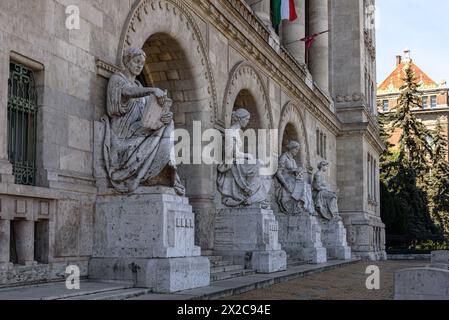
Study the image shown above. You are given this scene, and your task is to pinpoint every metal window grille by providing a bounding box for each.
[7,62,37,186]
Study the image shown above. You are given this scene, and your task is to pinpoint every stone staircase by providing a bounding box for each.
[202,251,255,282]
[287,257,308,267]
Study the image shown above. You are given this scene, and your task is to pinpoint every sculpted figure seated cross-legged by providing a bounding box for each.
[102,47,185,195]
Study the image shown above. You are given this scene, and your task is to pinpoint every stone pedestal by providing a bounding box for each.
[277,214,327,264]
[0,219,10,270]
[89,187,210,293]
[14,220,36,266]
[321,217,351,260]
[214,207,287,273]
[431,251,449,270]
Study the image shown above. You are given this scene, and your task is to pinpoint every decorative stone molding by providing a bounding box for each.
[222,61,273,129]
[196,0,340,135]
[95,58,122,79]
[117,0,218,124]
[364,29,376,60]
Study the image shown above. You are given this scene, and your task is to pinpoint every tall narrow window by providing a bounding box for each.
[382,100,389,112]
[422,96,428,109]
[430,95,437,108]
[323,134,327,159]
[374,159,377,202]
[320,132,324,158]
[316,129,320,156]
[7,62,38,186]
[367,154,371,200]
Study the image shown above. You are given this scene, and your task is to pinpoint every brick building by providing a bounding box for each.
[377,49,449,148]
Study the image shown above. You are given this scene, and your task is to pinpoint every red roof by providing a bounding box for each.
[378,61,438,93]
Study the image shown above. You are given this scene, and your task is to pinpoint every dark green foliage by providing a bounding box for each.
[379,65,444,246]
[429,121,449,239]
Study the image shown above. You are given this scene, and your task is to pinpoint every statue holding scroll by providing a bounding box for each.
[102,47,185,195]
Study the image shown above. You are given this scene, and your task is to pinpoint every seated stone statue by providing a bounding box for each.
[102,47,185,195]
[217,108,269,208]
[275,141,315,215]
[313,161,339,220]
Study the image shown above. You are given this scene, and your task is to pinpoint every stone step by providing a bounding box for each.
[201,250,214,256]
[206,255,224,263]
[211,264,245,274]
[60,288,151,301]
[287,259,308,267]
[210,260,234,268]
[211,269,255,282]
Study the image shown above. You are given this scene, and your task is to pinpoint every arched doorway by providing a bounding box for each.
[117,0,218,250]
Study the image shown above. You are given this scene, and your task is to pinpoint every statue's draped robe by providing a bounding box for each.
[276,153,314,215]
[217,128,268,207]
[102,73,174,193]
[313,172,338,220]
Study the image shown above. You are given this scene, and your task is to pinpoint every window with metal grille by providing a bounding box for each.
[7,62,38,186]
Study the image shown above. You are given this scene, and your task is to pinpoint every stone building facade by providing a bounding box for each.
[0,0,386,287]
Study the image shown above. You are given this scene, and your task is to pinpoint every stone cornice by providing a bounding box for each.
[96,58,122,79]
[194,0,341,135]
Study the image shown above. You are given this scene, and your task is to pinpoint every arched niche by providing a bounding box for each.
[223,62,273,130]
[279,102,310,168]
[116,0,219,250]
[117,0,218,124]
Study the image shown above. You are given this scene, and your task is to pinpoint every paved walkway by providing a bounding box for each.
[227,260,427,300]
[0,260,427,300]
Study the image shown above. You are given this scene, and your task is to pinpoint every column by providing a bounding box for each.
[14,220,35,266]
[308,0,329,92]
[0,49,13,182]
[282,0,306,64]
[247,0,272,29]
[0,219,10,269]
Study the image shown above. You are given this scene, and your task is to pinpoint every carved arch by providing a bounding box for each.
[222,62,274,129]
[117,0,218,122]
[279,101,311,167]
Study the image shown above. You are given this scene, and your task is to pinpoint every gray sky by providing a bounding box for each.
[376,0,449,85]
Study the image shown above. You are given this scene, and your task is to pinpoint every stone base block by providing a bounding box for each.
[214,207,287,273]
[252,250,287,273]
[94,187,201,258]
[395,267,449,300]
[321,217,351,260]
[431,251,449,270]
[277,214,327,264]
[326,246,352,260]
[299,247,327,264]
[89,256,210,293]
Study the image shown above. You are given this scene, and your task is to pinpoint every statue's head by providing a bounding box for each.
[317,160,329,172]
[123,47,147,76]
[231,108,251,128]
[286,140,301,156]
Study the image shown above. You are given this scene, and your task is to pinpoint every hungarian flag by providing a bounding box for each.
[272,0,297,26]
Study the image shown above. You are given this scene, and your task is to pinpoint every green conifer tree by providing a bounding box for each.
[380,65,442,245]
[429,121,449,240]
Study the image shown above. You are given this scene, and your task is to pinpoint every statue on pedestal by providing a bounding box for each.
[102,47,185,195]
[217,109,269,208]
[275,141,315,215]
[313,161,339,220]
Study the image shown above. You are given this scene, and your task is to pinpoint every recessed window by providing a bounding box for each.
[316,129,327,159]
[430,95,437,108]
[382,100,389,112]
[422,96,428,109]
[7,62,38,186]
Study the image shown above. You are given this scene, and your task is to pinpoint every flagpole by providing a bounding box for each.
[300,30,329,65]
